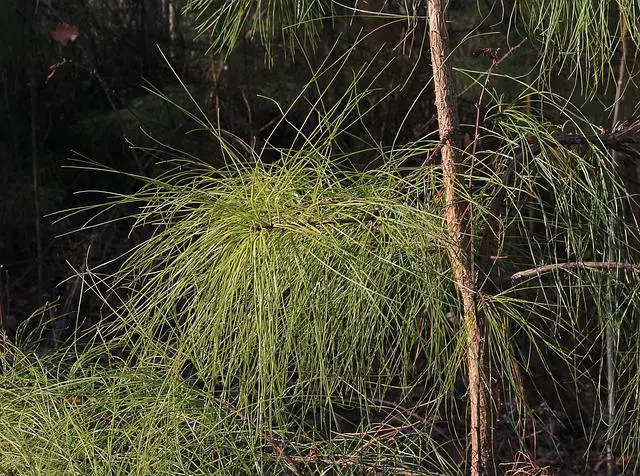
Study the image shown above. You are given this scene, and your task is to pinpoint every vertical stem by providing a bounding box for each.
[29,1,43,308]
[605,289,617,476]
[611,16,628,130]
[606,13,627,476]
[427,1,493,474]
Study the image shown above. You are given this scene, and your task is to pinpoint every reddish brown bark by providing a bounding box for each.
[427,1,494,474]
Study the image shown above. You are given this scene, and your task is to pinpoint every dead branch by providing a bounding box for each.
[506,261,640,282]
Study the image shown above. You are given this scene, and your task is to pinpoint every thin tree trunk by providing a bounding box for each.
[29,1,43,308]
[606,12,628,476]
[168,2,185,69]
[427,1,493,474]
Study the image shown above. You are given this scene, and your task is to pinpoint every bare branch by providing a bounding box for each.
[507,261,640,282]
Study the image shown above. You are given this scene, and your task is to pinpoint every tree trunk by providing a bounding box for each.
[168,2,185,68]
[29,0,43,308]
[426,1,494,474]
[606,12,628,476]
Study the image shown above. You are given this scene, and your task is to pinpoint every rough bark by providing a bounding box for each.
[427,1,494,474]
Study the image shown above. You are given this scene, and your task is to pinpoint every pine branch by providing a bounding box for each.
[478,121,640,284]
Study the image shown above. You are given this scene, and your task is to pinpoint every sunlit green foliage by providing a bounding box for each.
[517,0,640,93]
